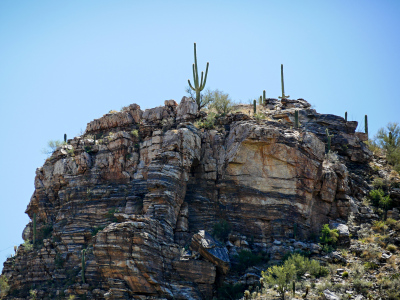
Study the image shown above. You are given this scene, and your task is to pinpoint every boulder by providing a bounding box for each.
[190,230,230,274]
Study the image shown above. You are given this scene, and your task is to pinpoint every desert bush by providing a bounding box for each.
[253,113,266,123]
[195,112,216,129]
[262,261,296,299]
[319,224,338,252]
[217,283,245,300]
[42,140,66,155]
[369,189,385,206]
[212,219,231,242]
[0,275,10,298]
[374,122,400,173]
[206,89,234,115]
[232,249,263,273]
[284,253,327,278]
[22,240,33,251]
[131,129,139,137]
[353,278,372,295]
[372,220,388,232]
[387,244,398,253]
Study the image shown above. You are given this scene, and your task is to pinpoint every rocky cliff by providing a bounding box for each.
[1,97,377,299]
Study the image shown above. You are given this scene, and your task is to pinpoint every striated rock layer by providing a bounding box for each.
[2,97,372,299]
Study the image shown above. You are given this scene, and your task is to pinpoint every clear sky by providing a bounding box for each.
[1,0,399,270]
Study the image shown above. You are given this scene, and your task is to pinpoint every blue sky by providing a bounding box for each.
[1,0,399,270]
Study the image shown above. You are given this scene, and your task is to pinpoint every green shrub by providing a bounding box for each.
[212,219,231,242]
[206,89,234,115]
[195,112,216,129]
[369,189,385,206]
[387,244,398,253]
[262,261,296,299]
[386,218,397,226]
[353,278,372,295]
[106,209,118,222]
[0,275,10,298]
[217,283,245,300]
[342,271,349,278]
[42,140,66,155]
[131,129,139,138]
[22,240,33,251]
[254,113,266,123]
[284,253,327,279]
[55,253,65,269]
[91,226,105,237]
[319,224,339,250]
[233,250,263,273]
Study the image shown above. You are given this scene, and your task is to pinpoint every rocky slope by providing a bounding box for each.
[1,96,383,299]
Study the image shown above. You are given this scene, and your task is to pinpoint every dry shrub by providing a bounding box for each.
[387,244,398,253]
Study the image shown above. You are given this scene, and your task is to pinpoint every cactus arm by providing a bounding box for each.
[193,64,198,88]
[188,79,195,91]
[194,43,198,78]
[200,62,209,90]
[200,71,204,90]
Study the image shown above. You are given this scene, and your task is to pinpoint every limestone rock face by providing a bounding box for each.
[2,97,373,299]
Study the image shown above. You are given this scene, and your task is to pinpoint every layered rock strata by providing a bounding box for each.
[2,97,372,299]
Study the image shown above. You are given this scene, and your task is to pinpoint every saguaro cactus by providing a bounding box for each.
[263,90,266,105]
[33,213,36,245]
[365,115,368,136]
[81,249,87,283]
[253,100,257,114]
[294,110,299,128]
[188,43,209,110]
[326,128,334,152]
[345,112,347,122]
[64,133,67,143]
[389,131,393,146]
[278,64,290,100]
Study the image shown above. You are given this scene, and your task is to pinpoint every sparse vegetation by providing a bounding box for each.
[212,219,231,242]
[207,89,234,115]
[368,122,400,173]
[0,275,10,298]
[319,224,338,252]
[42,140,66,155]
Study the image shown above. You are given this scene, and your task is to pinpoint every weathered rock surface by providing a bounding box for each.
[1,97,375,299]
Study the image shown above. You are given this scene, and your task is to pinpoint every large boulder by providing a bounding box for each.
[190,230,230,274]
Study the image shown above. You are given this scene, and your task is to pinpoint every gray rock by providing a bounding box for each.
[323,289,340,300]
[190,230,230,274]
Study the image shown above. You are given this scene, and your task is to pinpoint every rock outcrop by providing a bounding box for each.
[1,97,374,299]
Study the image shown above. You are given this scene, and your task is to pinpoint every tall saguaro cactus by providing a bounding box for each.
[278,64,290,100]
[81,249,87,283]
[345,112,347,122]
[365,115,368,136]
[253,100,257,114]
[64,134,67,143]
[188,43,209,110]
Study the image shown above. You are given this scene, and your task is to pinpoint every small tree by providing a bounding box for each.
[262,261,296,300]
